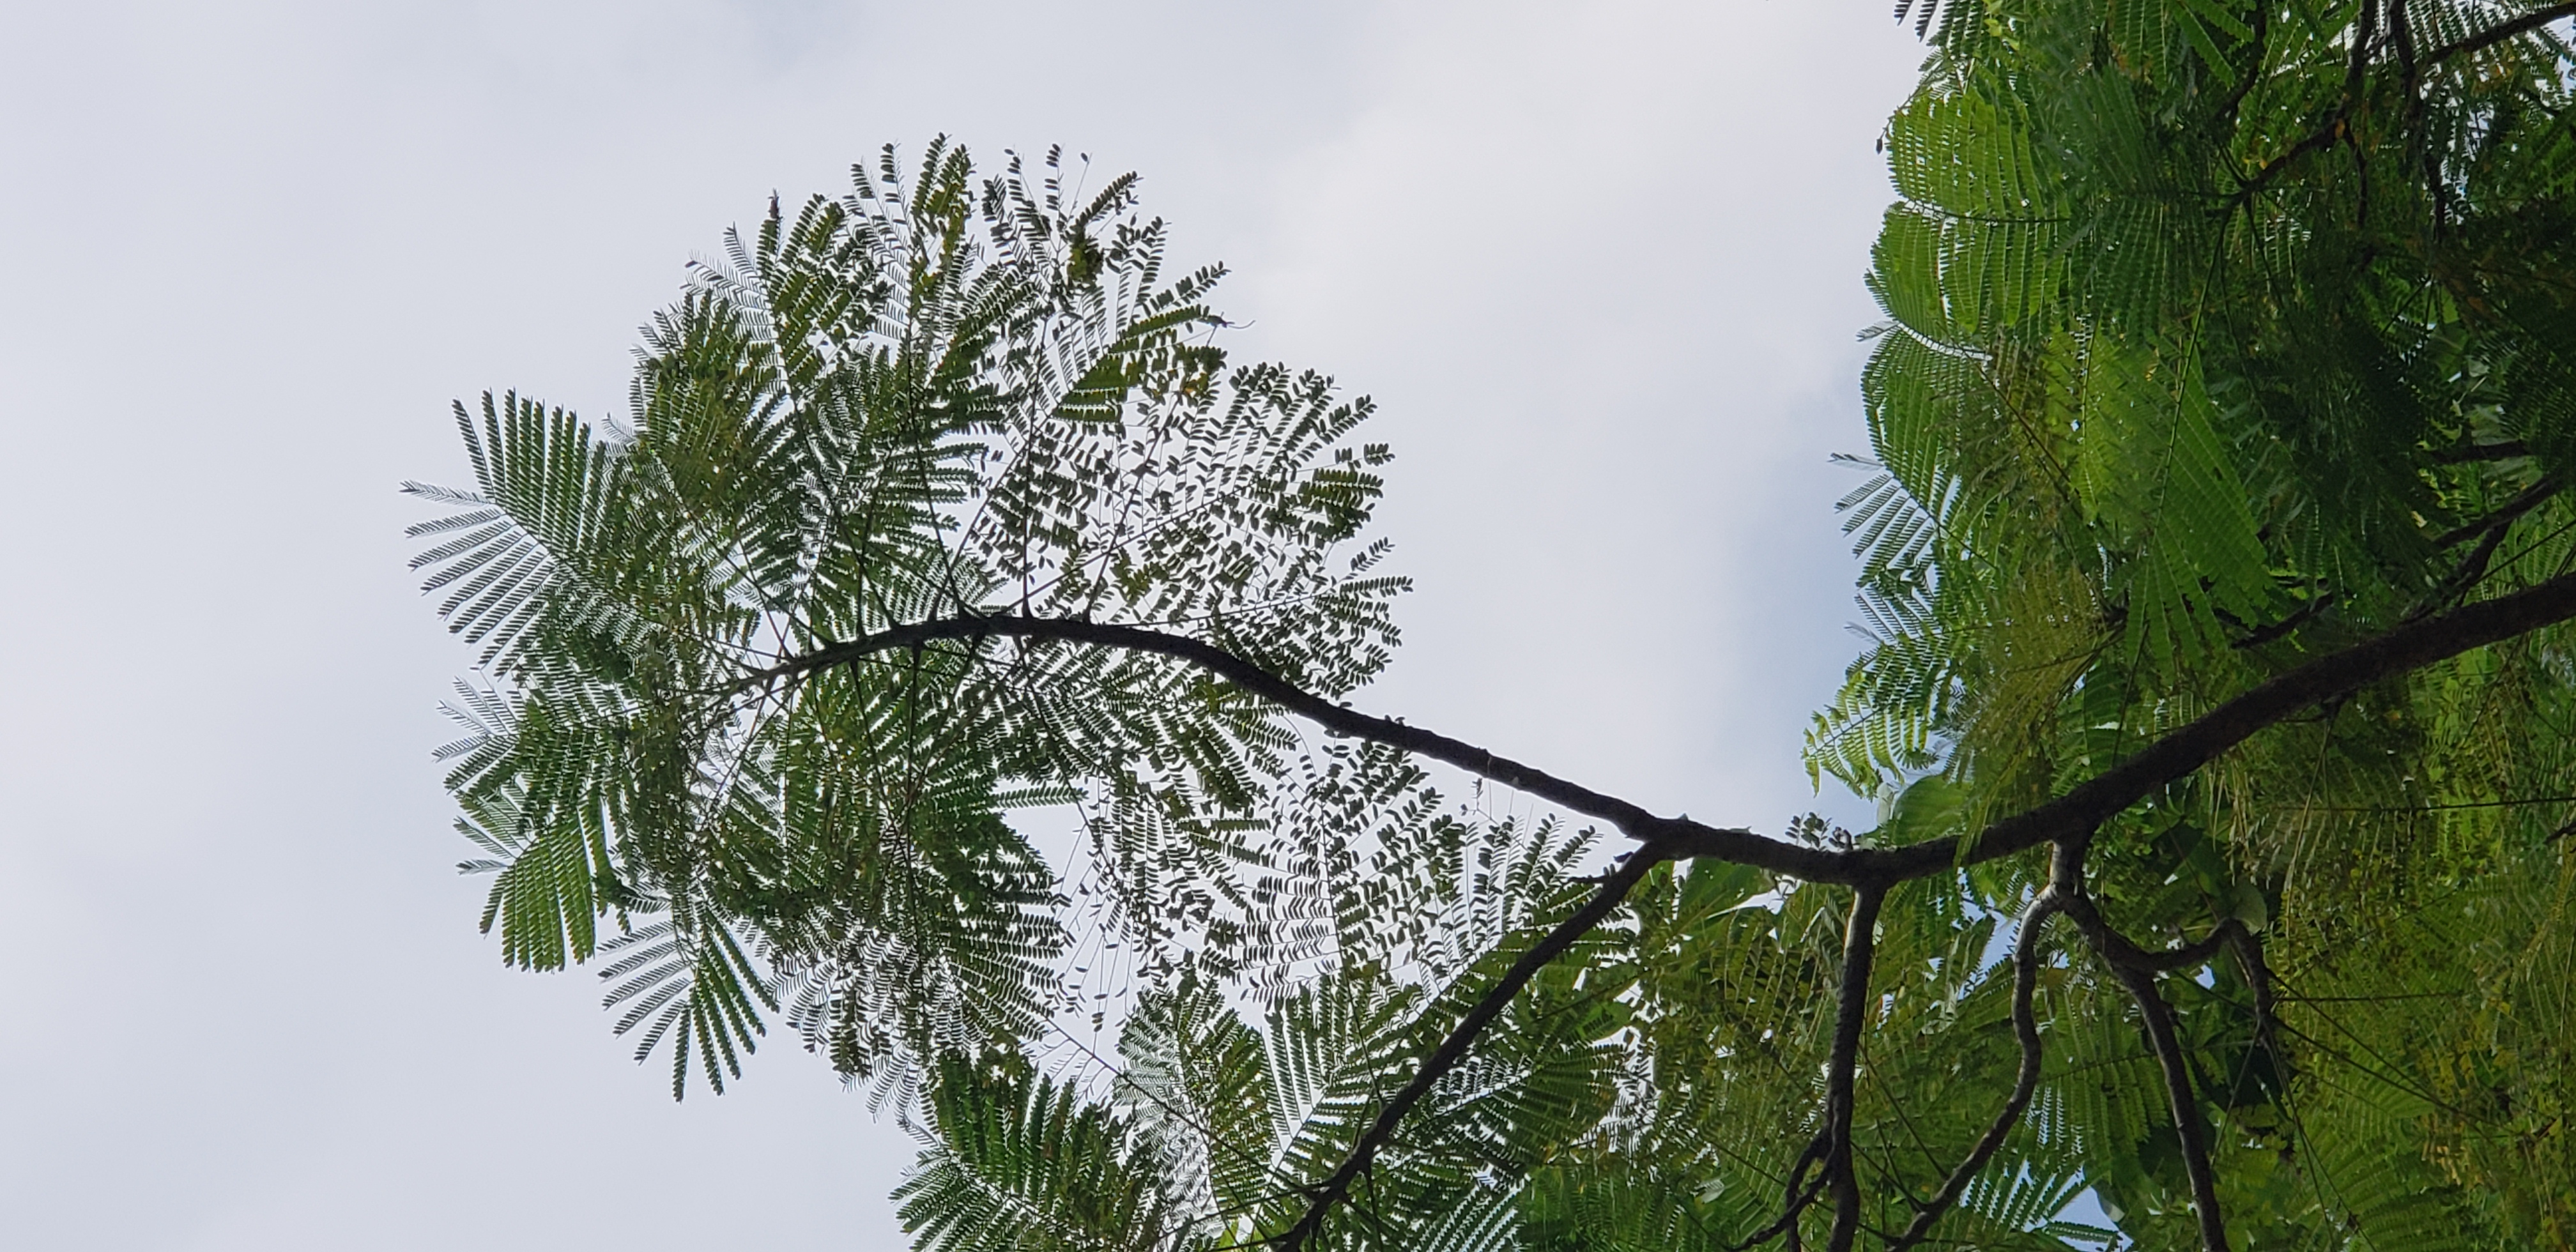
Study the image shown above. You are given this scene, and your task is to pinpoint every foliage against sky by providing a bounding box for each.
[411,3,2576,1249]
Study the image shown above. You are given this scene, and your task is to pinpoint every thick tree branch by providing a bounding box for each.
[1887,844,2075,1252]
[1269,848,1668,1252]
[745,567,2576,895]
[1853,567,2576,881]
[2067,895,2232,1252]
[1825,886,1887,1252]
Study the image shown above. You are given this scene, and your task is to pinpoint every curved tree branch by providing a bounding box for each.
[1825,886,1887,1252]
[1269,847,1669,1252]
[2066,894,2232,1252]
[740,613,1837,878]
[2104,917,2246,974]
[1853,567,2576,881]
[2421,2,2576,69]
[744,566,2576,893]
[735,573,2576,1249]
[1738,1134,1831,1252]
[1887,843,2076,1252]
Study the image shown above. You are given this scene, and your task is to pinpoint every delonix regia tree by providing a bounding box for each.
[406,4,2576,1249]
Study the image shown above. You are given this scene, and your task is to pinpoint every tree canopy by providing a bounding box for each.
[407,4,2576,1249]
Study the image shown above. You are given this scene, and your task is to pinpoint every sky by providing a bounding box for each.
[0,3,1923,1247]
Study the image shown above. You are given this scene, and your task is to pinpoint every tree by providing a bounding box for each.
[405,4,2576,1249]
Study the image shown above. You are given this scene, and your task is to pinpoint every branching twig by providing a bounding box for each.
[2229,590,2336,650]
[1740,1134,1832,1252]
[2408,477,2564,620]
[2212,1,2272,125]
[1825,887,1887,1252]
[2434,476,2561,548]
[2237,0,2381,201]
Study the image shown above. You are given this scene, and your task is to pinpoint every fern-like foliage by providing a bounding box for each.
[1805,1,2576,1246]
[413,7,2576,1248]
[410,142,1404,1099]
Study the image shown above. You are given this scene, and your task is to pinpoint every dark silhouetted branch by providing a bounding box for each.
[2067,894,2232,1252]
[739,613,1842,878]
[735,574,2576,1246]
[749,567,2576,896]
[1268,848,1668,1252]
[1825,886,1887,1252]
[2421,2,2576,68]
[1888,844,2075,1252]
[1854,567,2576,881]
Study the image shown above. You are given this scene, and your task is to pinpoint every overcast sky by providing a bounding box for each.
[0,3,1920,1247]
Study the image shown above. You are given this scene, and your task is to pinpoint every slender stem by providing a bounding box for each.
[1825,887,1887,1252]
[2229,925,2281,1074]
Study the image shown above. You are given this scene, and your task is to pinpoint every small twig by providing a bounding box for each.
[2433,476,2561,548]
[2230,590,2336,650]
[2429,438,2531,464]
[2212,1,2272,124]
[1825,886,1889,1252]
[2410,477,2564,620]
[2237,0,2381,201]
